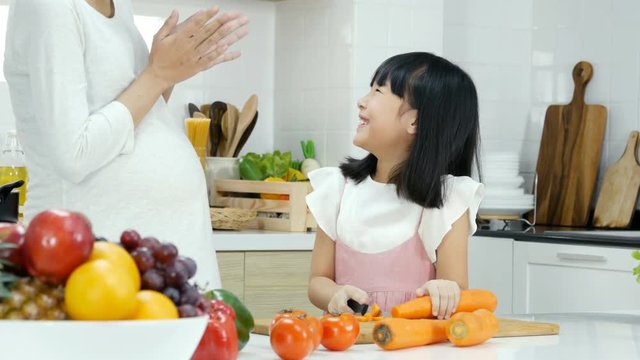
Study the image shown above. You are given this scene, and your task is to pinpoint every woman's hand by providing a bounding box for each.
[416,279,460,320]
[148,7,249,88]
[327,285,369,315]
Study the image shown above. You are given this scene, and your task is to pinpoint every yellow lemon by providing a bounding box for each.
[130,290,179,320]
[65,259,137,320]
[89,241,141,290]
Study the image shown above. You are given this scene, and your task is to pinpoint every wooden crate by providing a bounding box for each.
[213,179,316,232]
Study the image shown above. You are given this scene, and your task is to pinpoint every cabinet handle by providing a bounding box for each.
[556,252,607,262]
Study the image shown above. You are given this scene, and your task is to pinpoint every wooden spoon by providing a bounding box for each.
[233,110,258,158]
[222,104,240,157]
[188,103,200,118]
[192,111,208,119]
[227,95,258,158]
[209,102,227,157]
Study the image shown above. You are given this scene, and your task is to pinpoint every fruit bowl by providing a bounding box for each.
[0,316,208,360]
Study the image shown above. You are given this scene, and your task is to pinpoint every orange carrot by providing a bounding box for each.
[391,289,497,319]
[446,309,498,347]
[356,303,382,322]
[373,319,448,350]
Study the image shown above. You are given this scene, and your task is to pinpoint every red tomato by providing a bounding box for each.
[270,310,321,352]
[270,310,308,332]
[305,316,322,351]
[270,317,314,360]
[320,313,360,351]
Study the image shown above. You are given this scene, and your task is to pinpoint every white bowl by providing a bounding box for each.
[0,316,208,360]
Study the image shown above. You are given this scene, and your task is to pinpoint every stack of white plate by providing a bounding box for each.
[479,152,535,216]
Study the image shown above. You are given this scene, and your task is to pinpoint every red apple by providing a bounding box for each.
[0,223,26,269]
[23,209,95,285]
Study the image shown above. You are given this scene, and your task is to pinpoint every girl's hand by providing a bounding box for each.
[416,279,460,320]
[328,285,369,315]
[148,7,249,88]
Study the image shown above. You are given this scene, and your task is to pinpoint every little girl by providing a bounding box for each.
[306,52,484,320]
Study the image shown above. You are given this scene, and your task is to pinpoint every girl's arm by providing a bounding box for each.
[308,228,340,311]
[434,211,470,290]
[308,228,370,313]
[417,211,471,319]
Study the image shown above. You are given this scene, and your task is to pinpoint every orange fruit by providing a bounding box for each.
[89,241,141,290]
[131,290,179,320]
[65,259,137,320]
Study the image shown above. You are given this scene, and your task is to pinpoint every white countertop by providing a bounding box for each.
[213,230,315,251]
[239,312,640,359]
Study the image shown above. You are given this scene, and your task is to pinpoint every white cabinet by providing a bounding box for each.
[513,241,640,314]
[468,236,514,314]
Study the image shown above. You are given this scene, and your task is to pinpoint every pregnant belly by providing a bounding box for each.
[68,123,207,211]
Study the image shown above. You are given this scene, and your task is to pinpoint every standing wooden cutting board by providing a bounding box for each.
[593,131,640,228]
[535,61,607,226]
[253,317,559,344]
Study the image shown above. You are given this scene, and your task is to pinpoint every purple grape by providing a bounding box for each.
[154,243,178,265]
[165,260,189,287]
[196,295,209,314]
[163,287,181,305]
[120,230,141,251]
[131,247,155,273]
[139,237,161,252]
[179,284,201,306]
[141,269,165,291]
[177,256,197,279]
[178,304,198,318]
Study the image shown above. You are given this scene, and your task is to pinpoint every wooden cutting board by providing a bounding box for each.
[535,61,607,226]
[594,131,640,228]
[253,317,559,344]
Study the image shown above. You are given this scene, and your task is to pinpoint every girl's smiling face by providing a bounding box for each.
[353,83,417,158]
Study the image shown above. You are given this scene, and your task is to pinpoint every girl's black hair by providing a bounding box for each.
[340,52,480,208]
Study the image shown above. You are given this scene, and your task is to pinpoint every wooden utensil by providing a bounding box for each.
[227,95,258,158]
[192,111,208,119]
[209,102,227,157]
[593,131,640,228]
[233,111,258,158]
[221,104,240,157]
[200,104,211,117]
[535,61,607,226]
[252,317,559,344]
[187,103,200,118]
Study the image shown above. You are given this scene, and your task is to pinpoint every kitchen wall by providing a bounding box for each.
[274,0,443,166]
[443,0,533,179]
[444,0,640,207]
[0,0,275,155]
[530,0,640,202]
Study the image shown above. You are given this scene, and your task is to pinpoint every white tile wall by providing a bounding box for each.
[0,0,275,155]
[275,0,443,167]
[444,0,533,174]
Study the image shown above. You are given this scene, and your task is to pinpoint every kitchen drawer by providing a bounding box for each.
[244,252,321,318]
[216,252,245,301]
[513,242,640,313]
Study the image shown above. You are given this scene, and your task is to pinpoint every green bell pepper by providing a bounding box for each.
[204,289,255,351]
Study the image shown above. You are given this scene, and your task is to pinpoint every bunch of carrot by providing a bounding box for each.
[373,289,499,351]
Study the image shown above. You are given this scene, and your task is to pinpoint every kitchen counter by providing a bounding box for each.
[213,225,640,252]
[476,221,640,248]
[239,312,640,359]
[213,230,314,251]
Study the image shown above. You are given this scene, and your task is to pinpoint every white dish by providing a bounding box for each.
[0,316,208,360]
